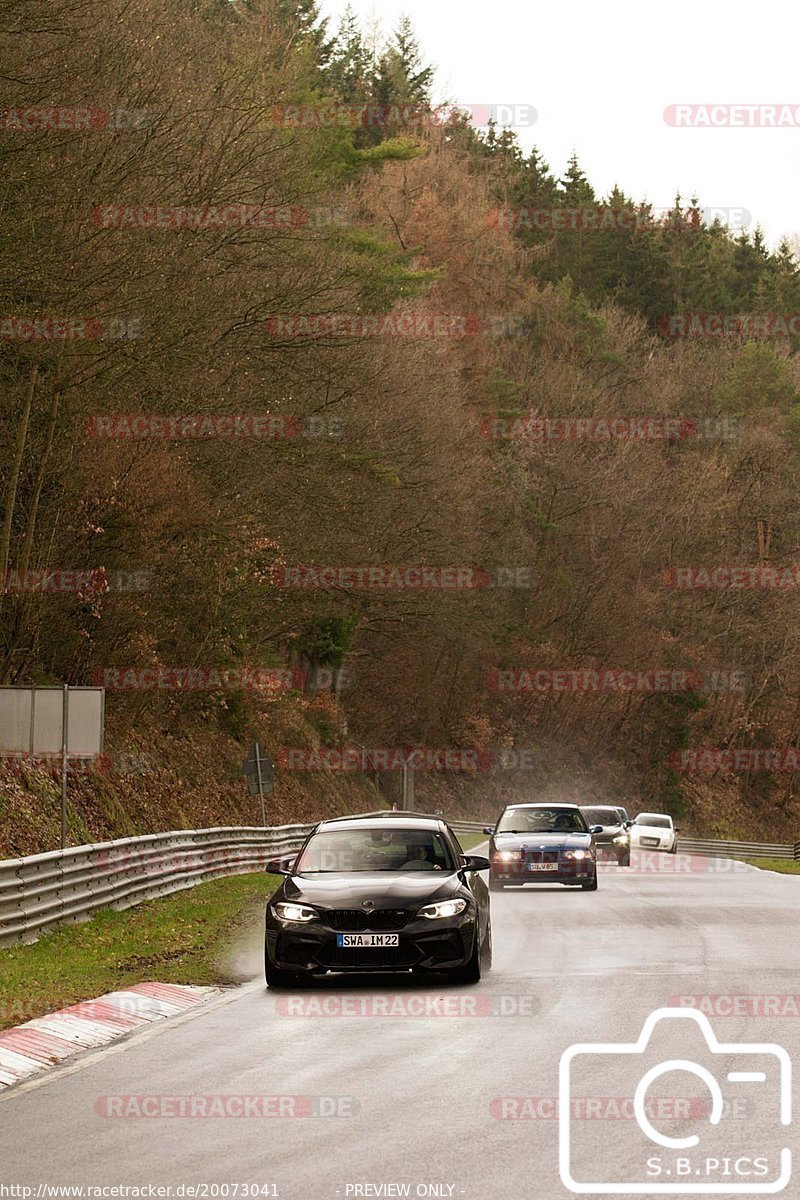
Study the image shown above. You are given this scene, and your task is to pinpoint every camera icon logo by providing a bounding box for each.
[559,1007,791,1194]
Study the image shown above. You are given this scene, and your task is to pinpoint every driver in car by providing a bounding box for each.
[399,843,440,870]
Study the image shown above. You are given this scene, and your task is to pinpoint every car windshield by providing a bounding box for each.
[635,815,672,828]
[581,808,620,826]
[496,808,588,834]
[295,827,455,873]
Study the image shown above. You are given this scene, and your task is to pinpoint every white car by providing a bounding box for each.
[630,812,678,854]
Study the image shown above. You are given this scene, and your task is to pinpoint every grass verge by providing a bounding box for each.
[744,858,800,875]
[458,833,488,851]
[0,871,281,1032]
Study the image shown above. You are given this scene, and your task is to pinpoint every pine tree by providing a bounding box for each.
[524,147,558,204]
[275,0,333,70]
[327,6,372,102]
[558,152,595,204]
[374,15,434,107]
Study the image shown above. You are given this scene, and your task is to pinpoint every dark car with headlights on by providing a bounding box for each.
[264,814,491,988]
[484,803,601,891]
[579,804,632,866]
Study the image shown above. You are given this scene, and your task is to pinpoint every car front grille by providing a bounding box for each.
[322,946,417,969]
[323,908,411,932]
[525,850,560,864]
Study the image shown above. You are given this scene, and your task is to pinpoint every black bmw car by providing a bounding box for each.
[484,803,601,891]
[264,814,492,988]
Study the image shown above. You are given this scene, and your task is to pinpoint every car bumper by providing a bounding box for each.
[632,836,674,851]
[265,911,479,975]
[594,839,630,859]
[491,859,596,884]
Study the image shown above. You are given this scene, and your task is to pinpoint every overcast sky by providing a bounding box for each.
[321,0,800,247]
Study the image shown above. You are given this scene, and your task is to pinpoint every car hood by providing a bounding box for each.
[633,825,671,836]
[281,871,463,907]
[493,831,592,849]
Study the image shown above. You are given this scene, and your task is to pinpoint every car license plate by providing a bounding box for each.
[641,838,660,847]
[528,862,558,872]
[336,933,399,948]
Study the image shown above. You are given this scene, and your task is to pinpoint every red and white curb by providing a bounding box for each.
[0,982,220,1090]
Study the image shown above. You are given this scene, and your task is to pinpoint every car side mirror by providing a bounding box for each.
[589,825,603,835]
[461,855,491,872]
[265,860,293,875]
[483,826,495,836]
[624,820,634,829]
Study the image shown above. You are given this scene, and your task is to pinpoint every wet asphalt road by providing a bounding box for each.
[2,850,798,1198]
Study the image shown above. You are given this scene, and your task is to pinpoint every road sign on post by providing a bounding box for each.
[0,684,104,850]
[242,741,275,826]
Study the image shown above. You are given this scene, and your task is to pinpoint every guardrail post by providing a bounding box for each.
[795,842,800,861]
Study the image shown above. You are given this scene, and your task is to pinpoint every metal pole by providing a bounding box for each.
[60,684,69,850]
[28,686,36,763]
[255,742,266,827]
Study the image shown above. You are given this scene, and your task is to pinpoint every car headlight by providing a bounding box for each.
[418,898,468,920]
[564,849,589,860]
[613,835,628,844]
[494,849,522,862]
[271,902,318,923]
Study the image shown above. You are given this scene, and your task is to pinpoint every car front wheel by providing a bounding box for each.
[265,950,301,989]
[580,875,599,891]
[481,921,493,971]
[449,929,482,985]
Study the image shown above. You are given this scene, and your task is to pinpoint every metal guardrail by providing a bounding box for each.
[0,814,489,947]
[7,818,789,949]
[677,837,800,862]
[0,825,314,948]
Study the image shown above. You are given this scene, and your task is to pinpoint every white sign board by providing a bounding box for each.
[0,686,104,757]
